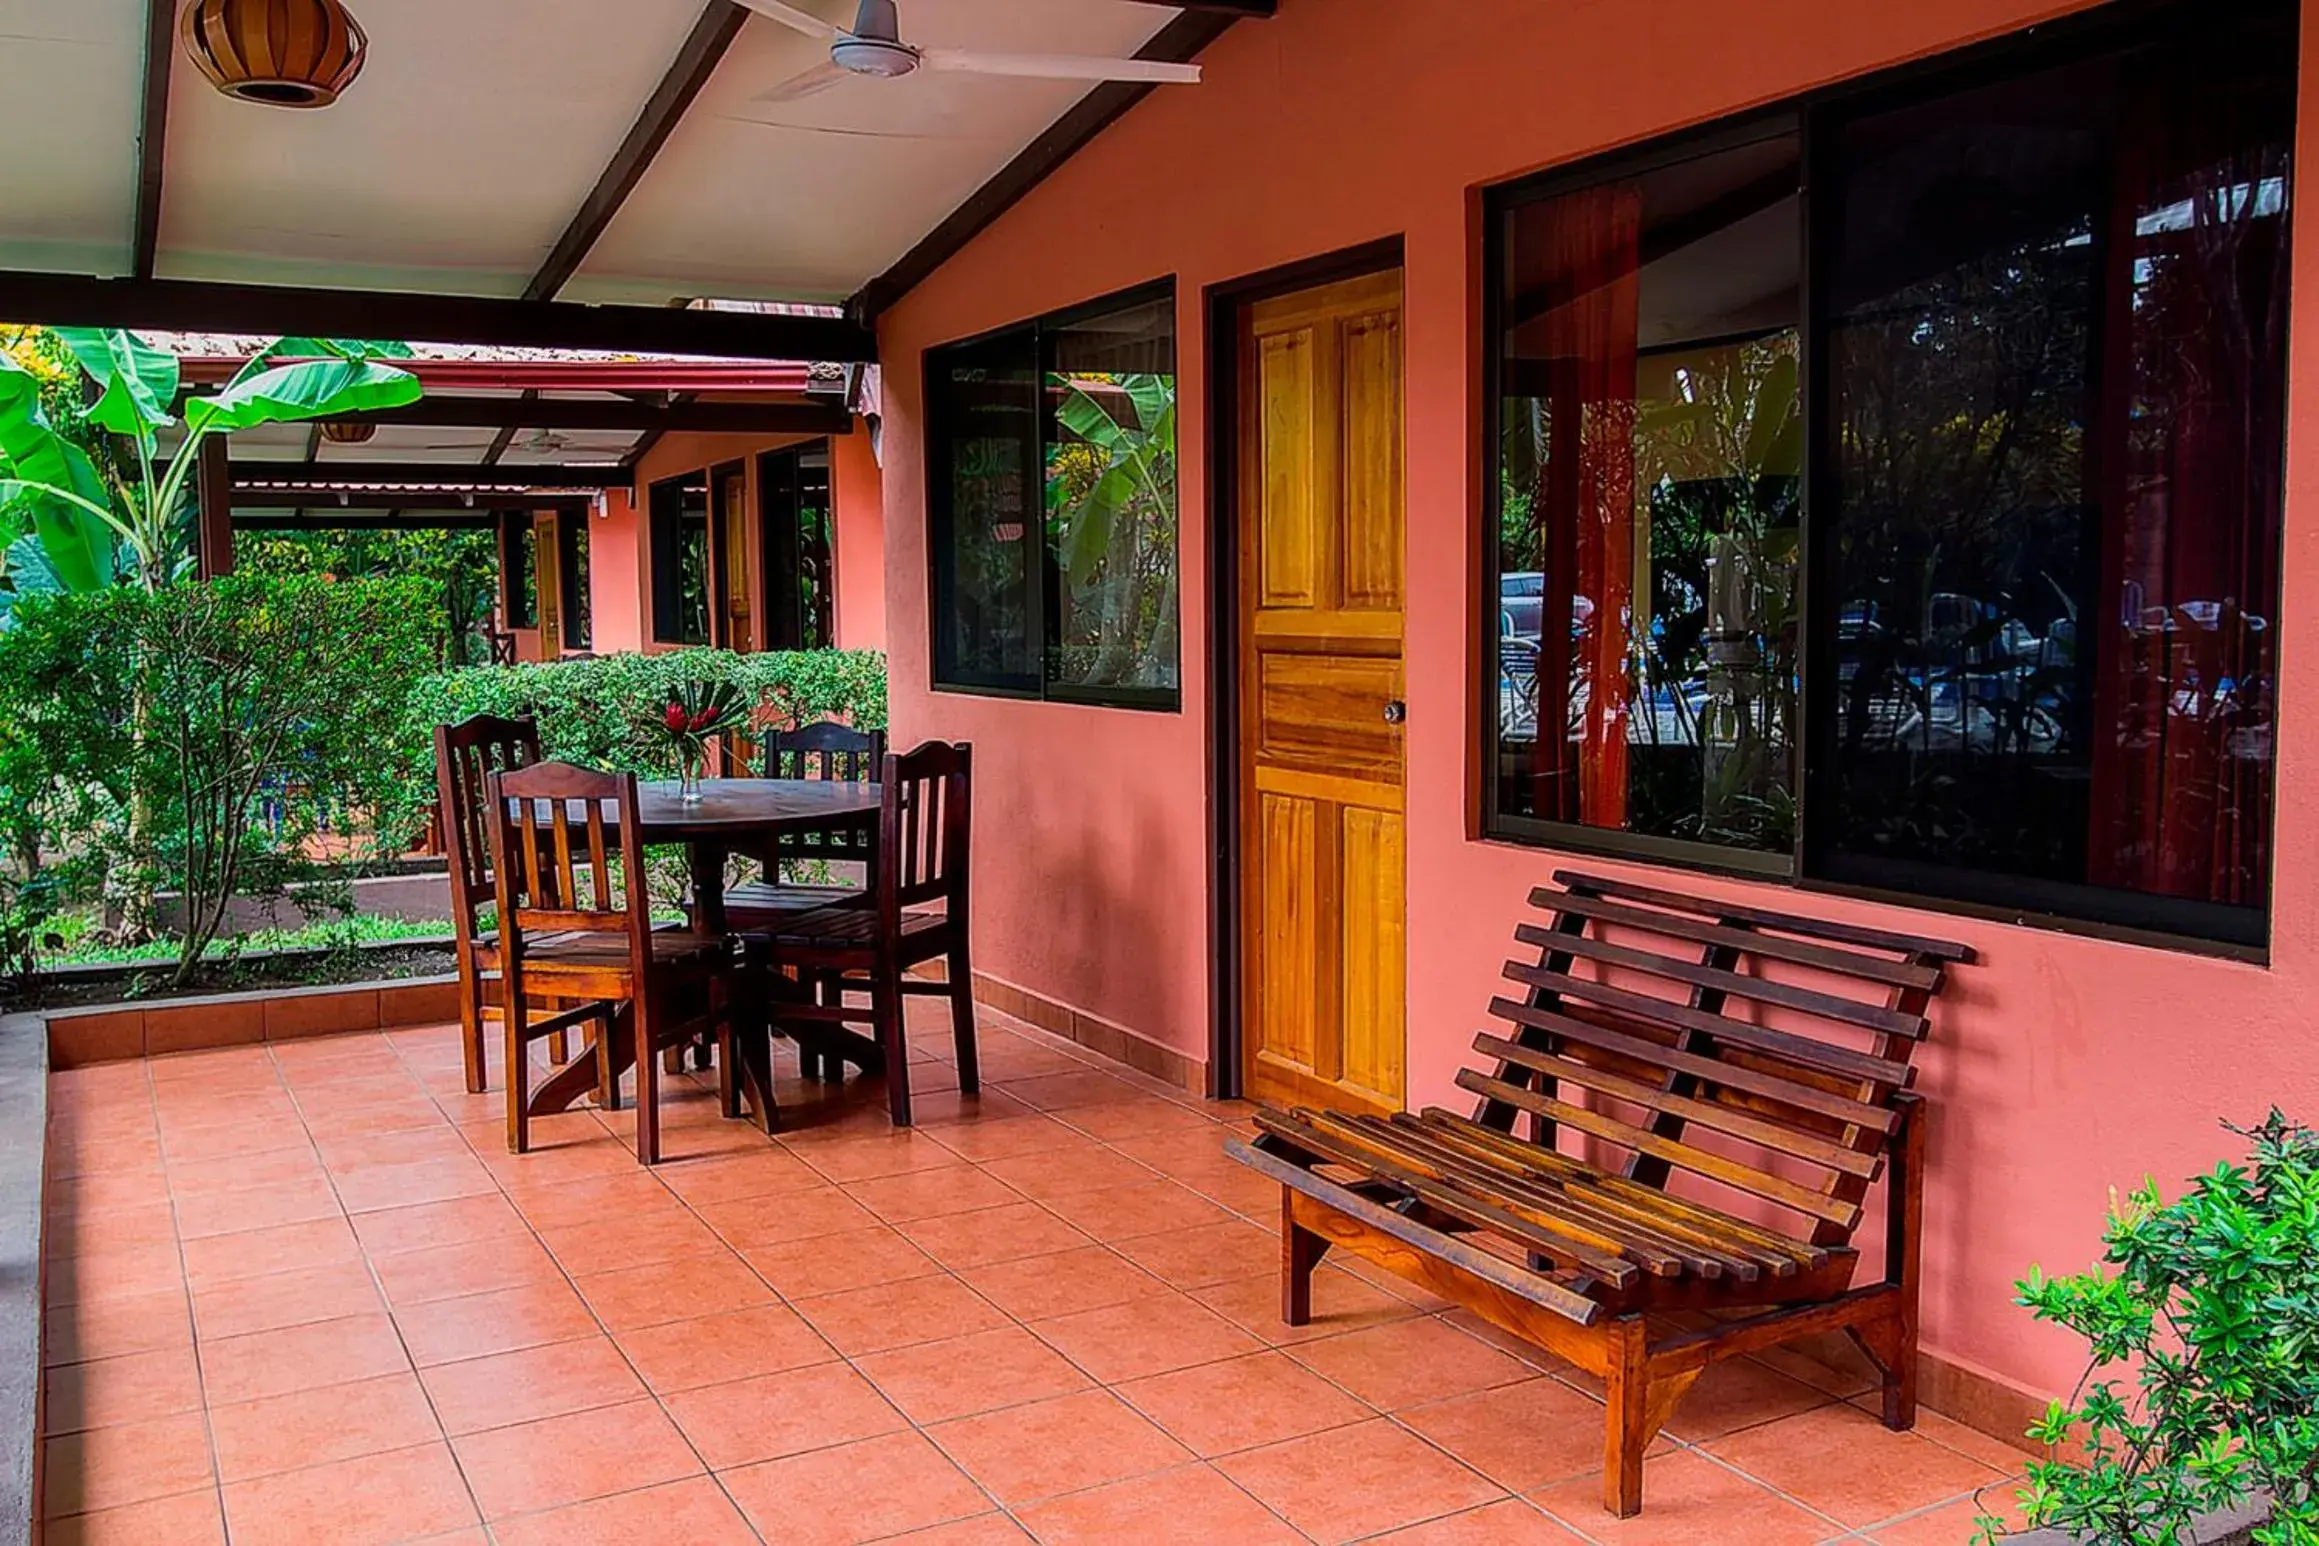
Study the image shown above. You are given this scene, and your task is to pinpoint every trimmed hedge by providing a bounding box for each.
[402,648,887,782]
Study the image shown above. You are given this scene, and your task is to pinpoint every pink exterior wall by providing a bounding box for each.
[833,427,886,653]
[590,420,885,655]
[589,488,645,655]
[877,0,2319,1404]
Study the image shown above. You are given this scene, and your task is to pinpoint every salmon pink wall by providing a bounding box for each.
[597,422,884,655]
[877,0,2319,1403]
[589,489,645,655]
[833,428,886,652]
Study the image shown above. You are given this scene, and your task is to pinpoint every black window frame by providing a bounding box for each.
[759,440,836,652]
[1476,0,2295,957]
[648,471,712,647]
[500,511,537,630]
[556,508,592,654]
[924,277,1182,712]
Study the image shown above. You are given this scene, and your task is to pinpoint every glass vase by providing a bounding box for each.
[678,743,706,803]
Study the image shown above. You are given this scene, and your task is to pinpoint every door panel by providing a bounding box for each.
[1238,267,1407,1117]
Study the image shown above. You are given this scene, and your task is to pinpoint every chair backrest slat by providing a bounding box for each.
[485,764,652,982]
[765,721,884,867]
[433,714,540,941]
[1476,874,1971,1248]
[880,741,971,913]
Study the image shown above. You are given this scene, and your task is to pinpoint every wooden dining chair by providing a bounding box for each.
[485,761,770,1161]
[719,721,888,932]
[434,713,542,1095]
[757,740,976,1127]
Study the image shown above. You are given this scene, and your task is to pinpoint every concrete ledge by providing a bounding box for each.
[2011,1497,2266,1544]
[43,974,461,1068]
[0,1015,45,1546]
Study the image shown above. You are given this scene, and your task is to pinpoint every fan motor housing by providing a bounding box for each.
[832,35,918,77]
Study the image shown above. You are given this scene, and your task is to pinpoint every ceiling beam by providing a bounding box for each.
[526,2,750,303]
[131,0,176,280]
[848,8,1253,320]
[235,513,500,531]
[0,271,877,362]
[234,461,636,490]
[229,490,591,511]
[173,392,851,435]
[1154,0,1274,12]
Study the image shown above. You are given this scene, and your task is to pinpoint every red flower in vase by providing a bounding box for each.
[663,702,689,733]
[687,708,719,733]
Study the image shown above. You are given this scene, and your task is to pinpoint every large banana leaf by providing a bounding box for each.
[51,327,180,435]
[181,356,423,436]
[0,358,118,592]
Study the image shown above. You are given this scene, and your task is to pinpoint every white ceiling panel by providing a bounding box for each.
[313,425,500,462]
[158,0,710,295]
[563,0,1176,304]
[0,0,146,276]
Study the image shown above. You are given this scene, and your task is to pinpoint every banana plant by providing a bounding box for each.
[1048,373,1175,587]
[0,330,423,593]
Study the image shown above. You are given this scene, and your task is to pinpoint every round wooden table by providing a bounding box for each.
[509,777,886,1114]
[627,778,883,936]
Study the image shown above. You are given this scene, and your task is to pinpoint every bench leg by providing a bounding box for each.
[1602,1318,1650,1518]
[1850,1313,1918,1431]
[1280,1194,1329,1327]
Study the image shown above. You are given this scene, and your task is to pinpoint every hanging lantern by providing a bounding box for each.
[320,420,376,445]
[181,0,368,109]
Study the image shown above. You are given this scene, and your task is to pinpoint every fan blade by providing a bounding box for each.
[755,61,850,104]
[919,50,1201,84]
[733,0,837,39]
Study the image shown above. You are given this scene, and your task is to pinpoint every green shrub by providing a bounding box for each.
[403,648,888,779]
[1981,1111,2319,1546]
[0,574,443,986]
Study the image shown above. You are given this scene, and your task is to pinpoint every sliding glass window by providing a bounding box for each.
[1488,128,1803,869]
[1481,0,2295,948]
[926,281,1180,709]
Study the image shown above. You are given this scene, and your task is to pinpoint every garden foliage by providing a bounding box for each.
[0,574,442,986]
[405,647,888,779]
[1983,1111,2319,1546]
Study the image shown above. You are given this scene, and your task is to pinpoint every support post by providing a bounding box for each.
[196,434,233,578]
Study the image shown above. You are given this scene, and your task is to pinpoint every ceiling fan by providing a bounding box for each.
[736,0,1202,104]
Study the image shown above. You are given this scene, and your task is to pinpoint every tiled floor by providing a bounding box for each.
[42,1002,2030,1544]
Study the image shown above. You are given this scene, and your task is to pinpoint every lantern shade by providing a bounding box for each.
[319,420,376,445]
[181,0,368,109]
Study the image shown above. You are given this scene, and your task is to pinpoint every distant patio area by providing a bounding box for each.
[42,1003,2029,1546]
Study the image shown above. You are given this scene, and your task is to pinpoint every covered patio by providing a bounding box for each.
[42,1003,2024,1545]
[9,0,2316,1539]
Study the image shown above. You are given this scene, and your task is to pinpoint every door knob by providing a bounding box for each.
[1383,700,1407,725]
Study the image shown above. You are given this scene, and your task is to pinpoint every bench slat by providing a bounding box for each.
[1303,1110,1708,1278]
[1454,1071,1864,1229]
[1529,890,1942,991]
[1512,924,1928,1039]
[1551,869,1975,963]
[1256,1109,1644,1286]
[1485,997,1900,1135]
[1502,962,1916,1088]
[1413,1112,1829,1268]
[1365,1115,1764,1280]
[1228,1137,1603,1326]
[1472,1033,1883,1181]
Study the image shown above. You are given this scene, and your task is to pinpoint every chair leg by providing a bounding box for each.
[872,961,910,1127]
[947,939,979,1096]
[594,1009,621,1112]
[632,994,663,1166]
[1281,1193,1328,1326]
[460,972,487,1095]
[1601,1318,1651,1518]
[503,1010,530,1156]
[716,982,742,1122]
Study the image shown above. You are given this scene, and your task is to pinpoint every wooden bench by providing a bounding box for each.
[1227,869,1973,1518]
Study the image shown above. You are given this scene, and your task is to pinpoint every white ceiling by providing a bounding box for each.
[0,0,1182,305]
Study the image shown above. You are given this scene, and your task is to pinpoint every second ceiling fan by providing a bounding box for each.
[736,0,1203,102]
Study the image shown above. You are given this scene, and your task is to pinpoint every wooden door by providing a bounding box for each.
[1237,268,1407,1115]
[714,464,753,652]
[532,511,561,657]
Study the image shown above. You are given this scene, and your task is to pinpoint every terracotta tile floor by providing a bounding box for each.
[42,1001,2028,1544]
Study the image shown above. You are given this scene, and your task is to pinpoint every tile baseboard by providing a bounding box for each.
[972,972,1207,1098]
